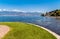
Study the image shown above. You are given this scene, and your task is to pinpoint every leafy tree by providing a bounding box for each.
[45,9,60,16]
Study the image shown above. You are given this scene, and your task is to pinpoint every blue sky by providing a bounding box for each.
[0,0,60,12]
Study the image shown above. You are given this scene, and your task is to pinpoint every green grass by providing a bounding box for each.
[0,22,57,39]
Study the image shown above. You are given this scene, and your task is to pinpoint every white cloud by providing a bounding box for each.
[0,9,2,11]
[3,9,7,11]
[12,9,27,12]
[0,9,44,13]
[0,9,25,12]
[12,9,20,12]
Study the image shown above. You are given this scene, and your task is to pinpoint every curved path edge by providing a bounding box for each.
[27,23,60,39]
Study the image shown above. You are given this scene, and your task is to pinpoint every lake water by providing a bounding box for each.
[0,16,60,35]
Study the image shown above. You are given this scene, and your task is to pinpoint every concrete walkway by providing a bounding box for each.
[28,23,60,39]
[0,25,10,39]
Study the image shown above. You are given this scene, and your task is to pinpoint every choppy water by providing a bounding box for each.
[0,16,60,35]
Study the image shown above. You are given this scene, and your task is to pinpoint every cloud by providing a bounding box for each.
[12,9,20,12]
[0,9,21,12]
[0,9,8,11]
[12,9,27,12]
[0,9,43,12]
[0,9,2,11]
[3,9,6,11]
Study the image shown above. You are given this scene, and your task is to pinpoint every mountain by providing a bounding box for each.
[0,11,41,16]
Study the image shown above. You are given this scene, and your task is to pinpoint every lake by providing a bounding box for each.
[0,16,60,35]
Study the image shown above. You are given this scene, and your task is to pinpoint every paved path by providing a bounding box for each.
[28,23,60,39]
[0,25,10,39]
[36,25,60,39]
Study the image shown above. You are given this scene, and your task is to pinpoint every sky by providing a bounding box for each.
[0,0,60,12]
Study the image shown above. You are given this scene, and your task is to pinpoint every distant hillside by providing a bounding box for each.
[45,9,60,16]
[0,11,41,16]
[41,9,60,16]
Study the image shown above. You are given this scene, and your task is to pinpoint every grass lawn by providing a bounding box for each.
[0,22,57,39]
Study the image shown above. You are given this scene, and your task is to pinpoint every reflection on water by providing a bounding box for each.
[55,17,60,20]
[0,16,60,35]
[34,17,60,35]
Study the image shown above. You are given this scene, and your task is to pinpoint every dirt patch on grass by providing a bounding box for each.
[0,25,10,39]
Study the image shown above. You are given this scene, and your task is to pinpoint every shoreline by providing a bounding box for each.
[27,23,60,39]
[45,16,60,18]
